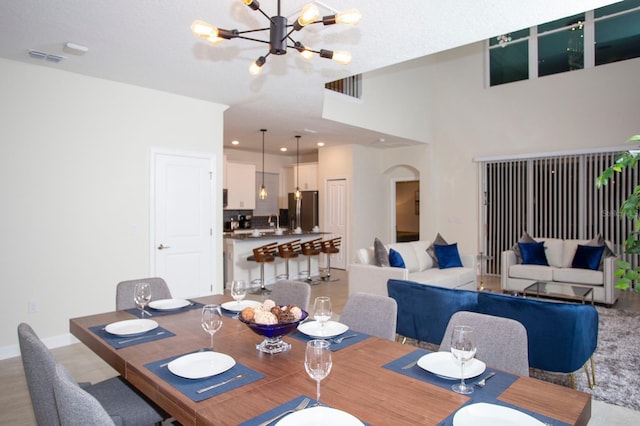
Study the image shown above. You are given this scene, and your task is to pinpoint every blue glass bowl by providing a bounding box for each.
[239,309,308,354]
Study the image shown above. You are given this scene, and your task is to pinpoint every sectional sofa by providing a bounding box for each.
[348,240,476,296]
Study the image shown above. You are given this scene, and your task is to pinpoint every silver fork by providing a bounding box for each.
[257,397,310,426]
[332,333,357,344]
[474,372,496,387]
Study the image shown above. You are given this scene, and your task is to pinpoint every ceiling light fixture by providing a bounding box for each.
[259,129,268,200]
[191,0,361,76]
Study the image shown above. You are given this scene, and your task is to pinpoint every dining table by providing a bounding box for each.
[69,294,591,425]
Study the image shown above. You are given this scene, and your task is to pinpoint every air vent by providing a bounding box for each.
[28,49,66,63]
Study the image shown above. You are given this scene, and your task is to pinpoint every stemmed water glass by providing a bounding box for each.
[304,339,332,406]
[201,304,223,351]
[230,280,247,306]
[313,296,332,336]
[133,283,151,318]
[450,325,477,395]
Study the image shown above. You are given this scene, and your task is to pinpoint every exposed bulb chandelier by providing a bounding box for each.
[191,0,361,76]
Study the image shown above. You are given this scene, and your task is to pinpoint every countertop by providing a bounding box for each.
[223,229,329,240]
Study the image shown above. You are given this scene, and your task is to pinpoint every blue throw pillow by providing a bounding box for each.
[434,243,463,269]
[572,244,606,270]
[388,248,406,268]
[517,241,549,266]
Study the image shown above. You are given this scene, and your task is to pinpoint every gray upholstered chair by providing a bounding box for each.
[53,364,121,426]
[338,292,398,341]
[17,323,165,425]
[270,279,311,311]
[439,311,530,376]
[115,277,172,310]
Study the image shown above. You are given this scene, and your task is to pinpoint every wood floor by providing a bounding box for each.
[5,270,640,425]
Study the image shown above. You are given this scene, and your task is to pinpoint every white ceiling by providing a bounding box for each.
[0,0,618,156]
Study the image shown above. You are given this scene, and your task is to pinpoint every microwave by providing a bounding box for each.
[223,188,228,208]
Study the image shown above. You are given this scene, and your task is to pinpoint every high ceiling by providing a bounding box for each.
[0,0,617,156]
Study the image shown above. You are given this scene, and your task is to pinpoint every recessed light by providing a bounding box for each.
[280,147,287,152]
[231,140,240,145]
[317,142,325,147]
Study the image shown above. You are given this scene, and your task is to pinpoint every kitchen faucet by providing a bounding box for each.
[268,213,279,229]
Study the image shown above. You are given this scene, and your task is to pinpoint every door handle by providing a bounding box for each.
[157,244,171,250]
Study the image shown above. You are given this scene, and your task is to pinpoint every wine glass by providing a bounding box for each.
[230,280,247,306]
[313,296,332,336]
[304,339,332,406]
[201,304,223,351]
[450,325,477,395]
[133,283,151,318]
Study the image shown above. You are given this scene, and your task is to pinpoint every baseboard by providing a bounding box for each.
[0,333,79,361]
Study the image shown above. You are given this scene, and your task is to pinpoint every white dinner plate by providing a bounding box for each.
[277,406,363,425]
[148,299,191,311]
[453,403,545,426]
[221,300,262,313]
[168,352,236,379]
[297,320,349,338]
[104,319,158,337]
[417,351,486,380]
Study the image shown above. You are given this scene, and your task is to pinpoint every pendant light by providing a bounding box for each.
[294,135,302,201]
[259,129,267,200]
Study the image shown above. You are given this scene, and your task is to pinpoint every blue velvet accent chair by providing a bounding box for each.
[387,279,599,388]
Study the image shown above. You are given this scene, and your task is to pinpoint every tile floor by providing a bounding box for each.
[4,271,640,425]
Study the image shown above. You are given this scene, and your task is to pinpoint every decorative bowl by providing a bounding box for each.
[239,309,308,354]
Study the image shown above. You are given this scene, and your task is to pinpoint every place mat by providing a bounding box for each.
[89,325,175,349]
[386,350,568,426]
[125,300,204,317]
[290,330,370,351]
[240,395,370,426]
[145,350,265,402]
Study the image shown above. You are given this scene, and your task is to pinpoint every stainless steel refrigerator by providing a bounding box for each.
[287,191,319,231]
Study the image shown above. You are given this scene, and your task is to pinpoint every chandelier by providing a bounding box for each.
[191,0,361,75]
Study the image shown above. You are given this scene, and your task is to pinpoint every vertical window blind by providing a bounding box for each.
[481,151,639,276]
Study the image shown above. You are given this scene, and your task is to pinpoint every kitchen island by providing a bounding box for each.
[223,230,330,289]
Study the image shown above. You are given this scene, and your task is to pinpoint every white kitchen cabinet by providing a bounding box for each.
[288,163,318,192]
[225,162,256,210]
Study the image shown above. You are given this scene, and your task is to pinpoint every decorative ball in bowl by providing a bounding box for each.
[239,308,308,354]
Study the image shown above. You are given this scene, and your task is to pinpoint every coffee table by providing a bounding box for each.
[523,281,595,305]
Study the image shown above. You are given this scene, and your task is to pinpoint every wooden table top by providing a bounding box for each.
[70,295,591,426]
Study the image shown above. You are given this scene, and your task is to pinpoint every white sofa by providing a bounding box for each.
[501,237,620,306]
[348,240,477,297]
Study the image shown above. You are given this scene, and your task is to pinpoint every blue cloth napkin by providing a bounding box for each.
[145,350,265,402]
[290,329,370,351]
[239,395,370,426]
[125,300,204,317]
[89,325,175,349]
[386,350,568,426]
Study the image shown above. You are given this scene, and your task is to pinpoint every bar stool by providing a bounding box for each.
[277,239,301,280]
[300,238,322,284]
[320,236,341,282]
[248,242,277,295]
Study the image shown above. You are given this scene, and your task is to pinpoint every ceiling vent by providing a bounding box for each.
[28,49,66,63]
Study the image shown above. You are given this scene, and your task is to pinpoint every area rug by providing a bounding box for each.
[405,306,640,411]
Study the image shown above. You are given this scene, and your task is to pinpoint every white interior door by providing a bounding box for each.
[152,150,214,298]
[325,178,347,269]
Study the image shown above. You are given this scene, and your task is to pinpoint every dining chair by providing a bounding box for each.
[438,311,530,376]
[115,277,172,310]
[53,364,121,426]
[17,323,166,426]
[270,279,311,311]
[338,292,398,341]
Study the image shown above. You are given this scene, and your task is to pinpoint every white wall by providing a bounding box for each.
[0,58,226,355]
[325,41,640,258]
